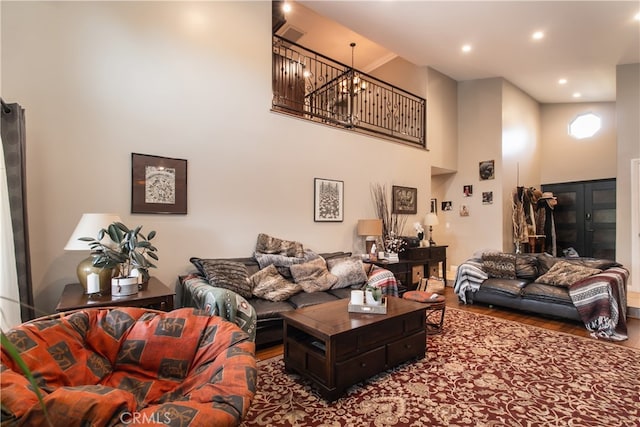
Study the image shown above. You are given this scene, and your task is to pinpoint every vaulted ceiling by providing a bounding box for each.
[280,1,640,104]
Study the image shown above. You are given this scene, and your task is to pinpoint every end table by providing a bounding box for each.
[56,277,175,312]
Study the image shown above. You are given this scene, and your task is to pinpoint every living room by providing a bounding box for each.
[2,1,639,425]
[2,0,638,318]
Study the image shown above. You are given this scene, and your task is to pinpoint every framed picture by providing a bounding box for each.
[482,191,494,204]
[479,160,495,180]
[392,185,417,214]
[442,201,453,211]
[131,153,187,214]
[463,185,473,197]
[430,198,437,214]
[314,178,343,222]
[460,204,470,216]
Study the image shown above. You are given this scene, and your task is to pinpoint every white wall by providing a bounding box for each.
[501,80,542,250]
[2,1,435,314]
[443,78,504,265]
[427,67,458,173]
[540,102,617,184]
[616,63,640,292]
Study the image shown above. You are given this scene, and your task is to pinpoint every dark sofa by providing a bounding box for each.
[454,251,629,340]
[178,251,399,348]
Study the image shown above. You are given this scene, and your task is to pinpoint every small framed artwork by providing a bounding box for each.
[392,185,417,214]
[463,185,473,197]
[441,201,453,211]
[479,160,495,180]
[482,191,494,204]
[430,198,437,214]
[131,153,187,214]
[314,178,344,222]
[460,204,470,216]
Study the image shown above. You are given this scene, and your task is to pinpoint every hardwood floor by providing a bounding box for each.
[256,286,640,360]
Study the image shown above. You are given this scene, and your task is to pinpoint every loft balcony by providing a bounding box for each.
[272,35,426,148]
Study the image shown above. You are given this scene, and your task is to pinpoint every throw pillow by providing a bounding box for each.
[190,258,252,299]
[290,257,338,292]
[254,250,320,278]
[255,233,305,258]
[326,256,368,289]
[250,265,302,302]
[481,252,516,279]
[536,260,602,287]
[515,254,538,280]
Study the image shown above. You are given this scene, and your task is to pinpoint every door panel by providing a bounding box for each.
[542,179,615,259]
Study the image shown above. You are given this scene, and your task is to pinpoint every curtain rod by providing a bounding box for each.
[1,98,12,114]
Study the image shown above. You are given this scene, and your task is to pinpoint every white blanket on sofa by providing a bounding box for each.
[453,259,487,303]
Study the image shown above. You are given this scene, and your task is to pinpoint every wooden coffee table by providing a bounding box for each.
[55,277,175,312]
[281,296,427,401]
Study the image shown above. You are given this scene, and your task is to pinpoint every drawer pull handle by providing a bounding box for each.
[361,363,366,367]
[406,344,412,349]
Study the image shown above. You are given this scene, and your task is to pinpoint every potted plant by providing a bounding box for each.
[364,285,383,306]
[80,222,158,295]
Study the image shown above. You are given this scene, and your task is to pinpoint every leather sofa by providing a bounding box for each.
[179,252,399,349]
[453,251,628,335]
[1,307,257,427]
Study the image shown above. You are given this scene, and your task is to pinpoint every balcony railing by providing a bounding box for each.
[272,35,426,148]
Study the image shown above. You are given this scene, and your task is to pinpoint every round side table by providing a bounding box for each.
[402,291,446,335]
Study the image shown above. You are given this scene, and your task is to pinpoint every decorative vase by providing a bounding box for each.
[365,290,382,306]
[111,276,139,297]
[417,232,424,241]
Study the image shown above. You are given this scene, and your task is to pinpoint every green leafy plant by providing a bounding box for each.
[80,222,158,282]
[365,285,383,302]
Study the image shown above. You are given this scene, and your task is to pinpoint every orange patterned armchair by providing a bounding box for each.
[1,307,257,426]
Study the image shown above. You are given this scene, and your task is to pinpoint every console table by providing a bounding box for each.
[367,245,447,291]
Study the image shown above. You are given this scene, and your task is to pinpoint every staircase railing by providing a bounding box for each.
[272,35,426,148]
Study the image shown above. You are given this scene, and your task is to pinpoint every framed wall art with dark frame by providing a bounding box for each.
[430,198,438,214]
[314,178,344,222]
[479,160,495,180]
[131,153,187,214]
[392,185,417,214]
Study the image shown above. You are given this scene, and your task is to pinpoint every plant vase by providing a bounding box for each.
[111,276,139,297]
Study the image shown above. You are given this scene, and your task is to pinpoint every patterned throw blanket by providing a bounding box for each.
[367,265,399,297]
[178,274,257,341]
[453,259,488,303]
[568,267,629,341]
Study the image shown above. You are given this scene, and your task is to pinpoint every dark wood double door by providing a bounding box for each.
[542,179,616,260]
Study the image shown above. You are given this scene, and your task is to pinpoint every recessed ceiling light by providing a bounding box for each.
[558,78,567,85]
[573,92,582,98]
[282,2,292,13]
[461,44,472,53]
[532,31,544,40]
[634,12,640,21]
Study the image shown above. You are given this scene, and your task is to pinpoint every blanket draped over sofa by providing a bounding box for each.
[454,254,628,341]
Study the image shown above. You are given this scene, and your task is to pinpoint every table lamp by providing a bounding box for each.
[425,213,439,246]
[64,213,121,294]
[357,219,383,256]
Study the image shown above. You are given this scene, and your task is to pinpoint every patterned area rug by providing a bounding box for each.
[241,308,639,427]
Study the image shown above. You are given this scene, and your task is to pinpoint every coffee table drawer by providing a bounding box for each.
[335,346,385,387]
[386,331,426,367]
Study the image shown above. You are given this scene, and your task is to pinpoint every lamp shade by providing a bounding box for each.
[425,213,439,227]
[64,213,122,250]
[357,219,383,237]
